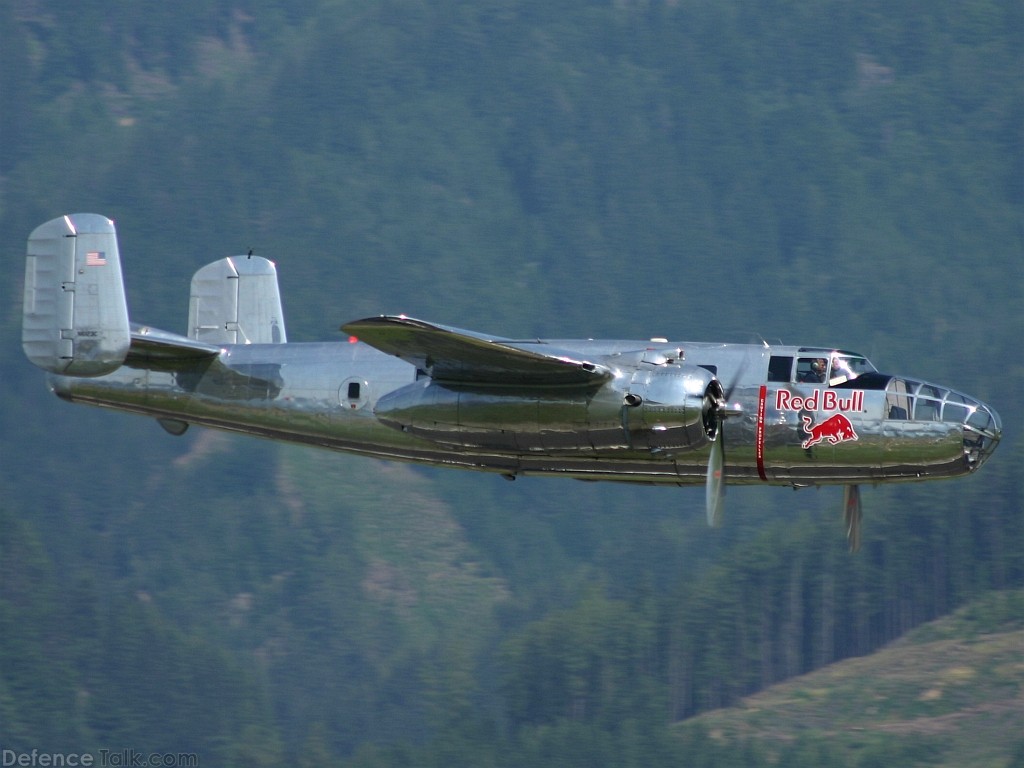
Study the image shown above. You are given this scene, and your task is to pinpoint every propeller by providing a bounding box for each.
[706,423,725,527]
[702,378,730,527]
[843,484,862,552]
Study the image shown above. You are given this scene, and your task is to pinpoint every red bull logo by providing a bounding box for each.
[802,413,858,449]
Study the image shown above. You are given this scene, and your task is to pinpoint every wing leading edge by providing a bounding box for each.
[342,315,612,386]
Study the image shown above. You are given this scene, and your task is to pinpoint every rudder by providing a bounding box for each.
[22,214,131,376]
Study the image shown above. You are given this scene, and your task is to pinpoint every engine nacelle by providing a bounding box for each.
[373,365,721,454]
[623,366,721,452]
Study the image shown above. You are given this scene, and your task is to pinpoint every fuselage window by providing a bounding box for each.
[942,392,971,425]
[913,384,942,421]
[768,356,793,382]
[340,377,369,410]
[885,379,912,420]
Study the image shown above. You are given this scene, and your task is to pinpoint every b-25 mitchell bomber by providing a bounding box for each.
[22,214,1002,549]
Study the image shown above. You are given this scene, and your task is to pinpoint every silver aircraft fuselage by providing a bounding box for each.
[48,334,1001,488]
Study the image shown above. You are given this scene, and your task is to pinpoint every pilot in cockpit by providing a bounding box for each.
[800,358,828,383]
[829,356,855,386]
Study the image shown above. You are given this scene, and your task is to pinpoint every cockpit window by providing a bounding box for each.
[796,357,829,383]
[785,351,877,385]
[829,355,874,386]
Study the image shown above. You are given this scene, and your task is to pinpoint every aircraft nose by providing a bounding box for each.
[965,397,1001,470]
[940,389,1002,471]
[902,378,1001,471]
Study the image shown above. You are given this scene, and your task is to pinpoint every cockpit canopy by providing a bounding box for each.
[768,349,876,386]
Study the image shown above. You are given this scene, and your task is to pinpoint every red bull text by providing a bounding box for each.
[775,389,864,413]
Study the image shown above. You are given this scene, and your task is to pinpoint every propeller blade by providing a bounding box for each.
[706,432,725,527]
[843,484,862,552]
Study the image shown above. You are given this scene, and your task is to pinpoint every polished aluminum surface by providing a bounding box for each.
[46,332,1001,487]
[28,214,1002,492]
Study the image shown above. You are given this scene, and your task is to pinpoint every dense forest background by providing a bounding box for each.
[1,0,1022,765]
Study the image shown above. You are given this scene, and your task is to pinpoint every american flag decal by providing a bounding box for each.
[86,250,107,266]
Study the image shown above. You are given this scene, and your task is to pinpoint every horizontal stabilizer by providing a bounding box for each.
[189,256,286,345]
[23,214,131,376]
[127,324,221,367]
[343,315,612,386]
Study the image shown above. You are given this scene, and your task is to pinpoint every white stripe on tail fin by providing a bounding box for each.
[23,214,131,376]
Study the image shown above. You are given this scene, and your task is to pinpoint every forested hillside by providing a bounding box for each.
[677,589,1024,766]
[1,0,1021,765]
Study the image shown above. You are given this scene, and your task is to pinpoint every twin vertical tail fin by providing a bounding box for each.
[23,214,288,379]
[188,255,287,345]
[23,214,131,376]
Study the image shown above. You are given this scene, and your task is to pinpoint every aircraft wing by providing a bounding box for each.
[342,315,613,386]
